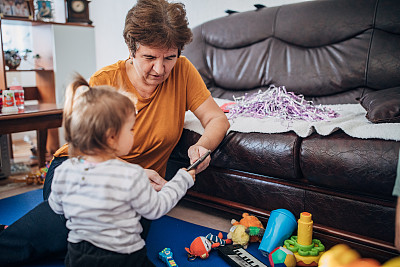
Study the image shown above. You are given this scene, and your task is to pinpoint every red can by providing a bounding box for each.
[10,85,24,110]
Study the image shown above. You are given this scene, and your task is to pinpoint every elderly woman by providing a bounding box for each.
[0,0,229,266]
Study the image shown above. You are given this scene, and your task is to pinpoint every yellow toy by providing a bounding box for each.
[284,212,325,266]
[227,224,250,249]
[232,213,264,243]
[318,244,385,267]
[318,244,361,267]
[382,256,400,267]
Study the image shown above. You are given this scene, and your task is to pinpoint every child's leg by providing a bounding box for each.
[65,241,155,267]
[0,201,68,266]
[396,197,400,251]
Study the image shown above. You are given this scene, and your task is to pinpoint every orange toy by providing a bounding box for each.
[345,259,381,267]
[232,213,264,242]
[185,236,219,260]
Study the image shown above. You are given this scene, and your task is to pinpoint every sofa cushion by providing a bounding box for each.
[300,131,400,198]
[169,129,303,181]
[191,169,305,215]
[305,190,395,243]
[183,0,400,105]
[358,87,400,123]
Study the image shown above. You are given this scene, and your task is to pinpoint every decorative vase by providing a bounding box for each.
[4,50,22,70]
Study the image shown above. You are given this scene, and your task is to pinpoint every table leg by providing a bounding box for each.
[7,134,14,159]
[36,129,47,168]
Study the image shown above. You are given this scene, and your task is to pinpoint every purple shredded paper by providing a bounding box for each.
[228,85,339,121]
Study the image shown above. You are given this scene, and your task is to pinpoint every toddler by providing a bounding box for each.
[48,74,195,266]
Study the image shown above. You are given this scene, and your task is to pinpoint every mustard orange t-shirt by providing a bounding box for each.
[54,56,210,176]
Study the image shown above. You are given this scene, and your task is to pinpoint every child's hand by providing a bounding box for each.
[183,168,196,181]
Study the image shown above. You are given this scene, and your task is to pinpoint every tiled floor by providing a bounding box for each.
[0,132,233,232]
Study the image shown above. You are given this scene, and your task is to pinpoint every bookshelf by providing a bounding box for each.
[0,17,96,153]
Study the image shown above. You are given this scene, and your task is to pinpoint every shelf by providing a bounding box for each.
[23,86,40,101]
[5,69,53,72]
[0,3,96,156]
[0,17,94,27]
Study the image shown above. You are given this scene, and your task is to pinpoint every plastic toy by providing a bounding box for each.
[319,244,384,267]
[345,259,381,267]
[259,209,297,257]
[318,244,360,267]
[25,164,49,185]
[269,246,296,267]
[220,102,235,113]
[382,257,400,267]
[227,224,250,249]
[382,256,400,267]
[246,226,265,237]
[284,212,325,266]
[205,232,231,247]
[185,236,218,260]
[232,212,265,242]
[159,248,178,267]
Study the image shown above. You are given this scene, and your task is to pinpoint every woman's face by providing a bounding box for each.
[131,45,178,87]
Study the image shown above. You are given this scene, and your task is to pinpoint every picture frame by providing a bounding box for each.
[0,0,33,19]
[35,0,53,21]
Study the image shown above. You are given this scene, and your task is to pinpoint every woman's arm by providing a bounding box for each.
[189,95,230,173]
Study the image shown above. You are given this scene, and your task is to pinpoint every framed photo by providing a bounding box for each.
[35,0,52,21]
[0,0,33,19]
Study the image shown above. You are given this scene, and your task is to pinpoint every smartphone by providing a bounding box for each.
[187,150,211,171]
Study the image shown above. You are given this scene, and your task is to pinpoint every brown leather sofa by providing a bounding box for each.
[166,0,400,262]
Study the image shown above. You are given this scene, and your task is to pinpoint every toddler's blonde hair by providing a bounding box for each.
[63,73,136,157]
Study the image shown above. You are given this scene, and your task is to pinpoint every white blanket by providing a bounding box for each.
[184,98,400,141]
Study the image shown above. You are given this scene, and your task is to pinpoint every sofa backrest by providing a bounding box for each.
[183,0,400,104]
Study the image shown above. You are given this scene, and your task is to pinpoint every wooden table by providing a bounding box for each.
[0,104,63,167]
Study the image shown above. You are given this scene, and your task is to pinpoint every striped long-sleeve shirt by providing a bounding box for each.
[48,157,194,254]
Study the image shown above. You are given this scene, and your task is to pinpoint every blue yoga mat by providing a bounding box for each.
[0,189,271,266]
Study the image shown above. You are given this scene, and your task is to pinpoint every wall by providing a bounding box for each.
[90,0,312,70]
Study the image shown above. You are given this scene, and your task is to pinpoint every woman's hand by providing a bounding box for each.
[188,145,211,174]
[189,96,229,174]
[144,169,167,191]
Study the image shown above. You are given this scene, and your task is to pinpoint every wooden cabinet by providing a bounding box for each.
[0,18,96,153]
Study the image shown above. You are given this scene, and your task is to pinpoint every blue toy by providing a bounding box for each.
[159,248,178,267]
[258,209,297,257]
[205,232,231,247]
